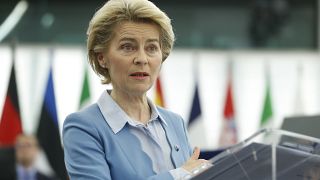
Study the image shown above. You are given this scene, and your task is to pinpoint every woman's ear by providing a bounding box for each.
[97,53,106,68]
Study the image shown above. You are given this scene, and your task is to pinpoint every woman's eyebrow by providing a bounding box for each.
[118,37,159,44]
[146,39,159,43]
[119,37,136,42]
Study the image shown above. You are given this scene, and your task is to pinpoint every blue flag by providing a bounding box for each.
[188,83,202,127]
[36,66,68,179]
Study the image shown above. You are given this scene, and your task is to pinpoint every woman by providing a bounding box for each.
[63,0,208,179]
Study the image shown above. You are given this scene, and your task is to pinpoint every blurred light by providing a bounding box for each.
[41,13,55,29]
[0,0,29,42]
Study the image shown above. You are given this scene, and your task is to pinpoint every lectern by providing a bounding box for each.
[186,129,320,180]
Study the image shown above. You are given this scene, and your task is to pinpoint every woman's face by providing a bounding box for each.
[100,21,162,95]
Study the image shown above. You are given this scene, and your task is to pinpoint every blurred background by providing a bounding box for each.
[0,0,317,48]
[0,0,320,178]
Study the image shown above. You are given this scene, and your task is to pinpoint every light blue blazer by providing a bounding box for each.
[63,103,192,180]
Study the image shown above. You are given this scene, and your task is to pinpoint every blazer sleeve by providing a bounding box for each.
[63,113,112,180]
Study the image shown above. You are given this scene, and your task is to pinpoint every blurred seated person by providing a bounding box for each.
[15,134,54,180]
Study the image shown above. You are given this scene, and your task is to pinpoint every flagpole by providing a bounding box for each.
[226,54,233,88]
[293,61,304,115]
[49,47,54,69]
[218,54,238,147]
[193,50,199,83]
[187,50,208,148]
[188,50,201,127]
[260,59,274,134]
[29,47,39,134]
[10,39,17,66]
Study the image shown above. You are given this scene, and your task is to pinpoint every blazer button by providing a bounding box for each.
[174,145,180,152]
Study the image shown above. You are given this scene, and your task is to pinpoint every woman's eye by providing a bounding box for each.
[120,44,134,51]
[147,45,159,52]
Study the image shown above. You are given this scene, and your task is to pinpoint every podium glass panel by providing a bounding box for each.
[185,129,320,180]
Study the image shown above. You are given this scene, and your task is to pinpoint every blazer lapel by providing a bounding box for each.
[160,116,186,168]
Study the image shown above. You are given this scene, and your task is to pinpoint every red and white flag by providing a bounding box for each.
[219,63,237,147]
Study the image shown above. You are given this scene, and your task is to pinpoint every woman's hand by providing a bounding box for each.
[181,147,209,172]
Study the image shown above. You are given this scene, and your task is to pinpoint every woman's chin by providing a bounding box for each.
[127,85,152,95]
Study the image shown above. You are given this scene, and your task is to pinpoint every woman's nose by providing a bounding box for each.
[133,49,148,65]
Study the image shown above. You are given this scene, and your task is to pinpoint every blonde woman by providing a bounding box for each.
[63,0,208,179]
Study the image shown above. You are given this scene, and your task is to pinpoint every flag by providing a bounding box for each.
[154,77,165,107]
[0,48,23,146]
[187,82,207,148]
[188,84,201,127]
[79,67,91,109]
[36,65,68,179]
[260,71,273,128]
[218,77,237,147]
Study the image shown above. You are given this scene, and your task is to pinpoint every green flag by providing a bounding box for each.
[260,77,273,128]
[79,68,91,109]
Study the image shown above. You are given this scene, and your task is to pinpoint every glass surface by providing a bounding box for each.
[186,128,320,180]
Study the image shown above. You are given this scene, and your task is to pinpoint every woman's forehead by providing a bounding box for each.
[113,21,160,41]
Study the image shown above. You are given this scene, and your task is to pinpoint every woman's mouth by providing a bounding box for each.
[129,72,149,79]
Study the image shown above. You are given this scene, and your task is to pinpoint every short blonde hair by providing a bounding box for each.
[87,0,175,84]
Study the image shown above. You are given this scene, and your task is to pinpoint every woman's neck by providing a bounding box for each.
[110,90,151,124]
